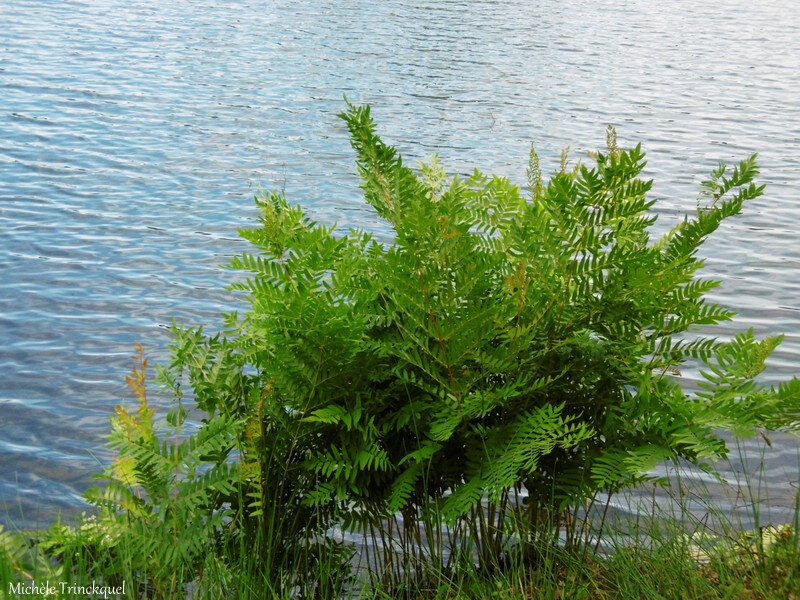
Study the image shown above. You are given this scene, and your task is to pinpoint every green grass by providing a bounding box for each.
[3,445,800,600]
[2,485,798,599]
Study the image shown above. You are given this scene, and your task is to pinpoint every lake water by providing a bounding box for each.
[1,0,799,528]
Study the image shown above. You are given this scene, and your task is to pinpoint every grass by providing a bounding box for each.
[2,475,798,599]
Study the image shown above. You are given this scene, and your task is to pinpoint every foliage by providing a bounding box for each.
[216,101,799,572]
[76,344,238,595]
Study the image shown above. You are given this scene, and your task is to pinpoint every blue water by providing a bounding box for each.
[1,0,799,527]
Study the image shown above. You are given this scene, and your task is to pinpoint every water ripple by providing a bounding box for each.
[1,0,799,527]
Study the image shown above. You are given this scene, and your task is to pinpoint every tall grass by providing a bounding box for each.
[2,459,798,599]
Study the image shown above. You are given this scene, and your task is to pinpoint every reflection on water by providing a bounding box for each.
[1,0,799,527]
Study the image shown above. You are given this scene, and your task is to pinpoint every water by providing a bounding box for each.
[1,0,799,528]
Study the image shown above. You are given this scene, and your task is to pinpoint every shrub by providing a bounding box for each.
[54,102,800,589]
[217,102,799,572]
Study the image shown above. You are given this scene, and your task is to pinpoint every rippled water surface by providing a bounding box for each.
[1,0,799,527]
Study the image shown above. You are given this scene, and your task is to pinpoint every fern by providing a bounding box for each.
[83,345,240,595]
[214,103,794,570]
[46,104,800,584]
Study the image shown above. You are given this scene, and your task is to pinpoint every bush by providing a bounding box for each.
[37,102,800,593]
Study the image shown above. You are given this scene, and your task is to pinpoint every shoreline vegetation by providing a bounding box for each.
[1,103,798,598]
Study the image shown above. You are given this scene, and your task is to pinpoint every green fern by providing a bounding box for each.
[214,102,798,570]
[48,103,800,585]
[83,344,240,596]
